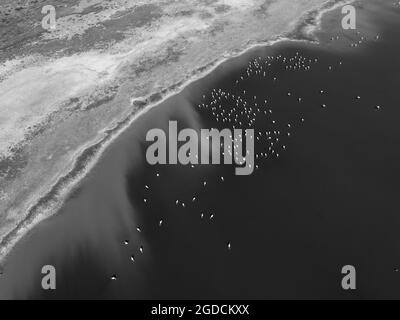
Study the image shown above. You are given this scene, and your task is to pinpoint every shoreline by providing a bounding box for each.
[0,0,354,265]
[295,0,355,38]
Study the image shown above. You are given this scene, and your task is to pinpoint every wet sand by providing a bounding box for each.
[1,0,400,299]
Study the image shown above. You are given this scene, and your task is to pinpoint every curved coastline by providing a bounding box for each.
[0,0,355,265]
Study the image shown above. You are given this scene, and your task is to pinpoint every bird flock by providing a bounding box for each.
[110,51,321,281]
[109,30,384,282]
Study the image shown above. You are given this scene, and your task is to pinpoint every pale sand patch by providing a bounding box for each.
[0,52,121,157]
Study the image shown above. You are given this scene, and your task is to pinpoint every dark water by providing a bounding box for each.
[1,0,400,299]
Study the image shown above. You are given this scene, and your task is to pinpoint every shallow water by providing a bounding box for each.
[1,0,400,299]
